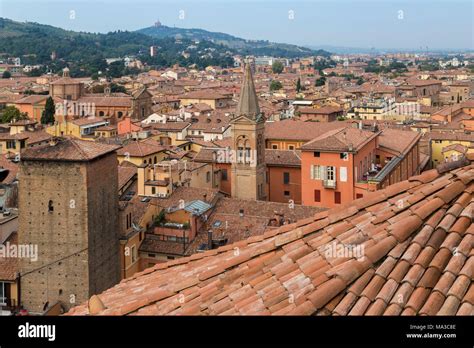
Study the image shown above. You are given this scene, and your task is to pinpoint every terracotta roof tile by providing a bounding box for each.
[360,274,386,301]
[348,296,371,315]
[417,267,441,288]
[447,275,471,300]
[456,302,473,315]
[409,169,440,183]
[405,287,431,312]
[375,256,398,279]
[388,215,423,242]
[402,264,425,287]
[435,181,466,203]
[365,298,387,315]
[66,162,473,316]
[429,248,452,272]
[388,260,411,283]
[419,291,446,315]
[414,246,437,268]
[437,295,461,315]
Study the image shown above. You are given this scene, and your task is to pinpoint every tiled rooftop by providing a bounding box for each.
[21,138,121,162]
[67,156,474,316]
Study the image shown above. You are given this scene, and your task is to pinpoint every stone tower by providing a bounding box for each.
[18,139,121,314]
[230,61,266,201]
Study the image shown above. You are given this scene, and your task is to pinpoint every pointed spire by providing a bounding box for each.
[236,60,260,120]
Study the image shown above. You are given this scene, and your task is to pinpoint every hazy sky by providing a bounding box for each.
[0,0,472,50]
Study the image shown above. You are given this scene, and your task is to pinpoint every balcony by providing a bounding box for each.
[323,179,336,189]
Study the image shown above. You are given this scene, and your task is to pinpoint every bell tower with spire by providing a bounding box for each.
[230,59,266,201]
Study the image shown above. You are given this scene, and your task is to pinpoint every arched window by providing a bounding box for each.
[99,111,105,117]
[236,136,245,163]
[244,139,251,164]
[118,111,123,118]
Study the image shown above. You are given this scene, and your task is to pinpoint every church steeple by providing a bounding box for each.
[236,60,261,120]
[230,58,267,202]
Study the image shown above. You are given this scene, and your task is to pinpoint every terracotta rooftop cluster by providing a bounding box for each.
[67,156,473,316]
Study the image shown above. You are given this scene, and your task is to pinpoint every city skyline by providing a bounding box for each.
[1,0,472,51]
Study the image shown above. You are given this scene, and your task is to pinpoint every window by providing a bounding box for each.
[283,172,290,184]
[167,256,175,260]
[335,191,341,204]
[245,147,251,164]
[99,111,104,116]
[339,167,347,182]
[206,171,211,183]
[131,245,137,263]
[221,169,228,181]
[48,200,54,213]
[314,190,321,202]
[152,187,156,195]
[310,165,322,180]
[288,145,295,150]
[0,282,5,305]
[272,144,278,149]
[284,190,290,196]
[314,152,320,157]
[118,111,123,118]
[326,166,335,181]
[340,152,349,160]
[237,147,244,163]
[6,140,15,149]
[356,193,364,199]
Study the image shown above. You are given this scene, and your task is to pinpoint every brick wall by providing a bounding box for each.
[18,153,120,313]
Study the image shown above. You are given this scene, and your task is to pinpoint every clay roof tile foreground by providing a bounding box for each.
[67,161,474,316]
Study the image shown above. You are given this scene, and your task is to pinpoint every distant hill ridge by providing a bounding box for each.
[137,24,330,58]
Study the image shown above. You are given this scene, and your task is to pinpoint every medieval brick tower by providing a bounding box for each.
[230,61,267,201]
[18,139,121,314]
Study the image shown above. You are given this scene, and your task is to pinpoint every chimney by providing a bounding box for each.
[207,230,213,250]
[273,211,283,227]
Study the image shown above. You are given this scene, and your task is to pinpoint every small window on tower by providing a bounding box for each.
[48,200,54,213]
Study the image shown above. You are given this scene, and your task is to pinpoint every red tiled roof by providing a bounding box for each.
[67,160,474,316]
[117,140,164,157]
[301,127,378,152]
[21,138,121,162]
[299,106,343,115]
[265,119,344,141]
[0,232,19,281]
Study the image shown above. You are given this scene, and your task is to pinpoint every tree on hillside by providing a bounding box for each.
[1,106,28,123]
[40,97,55,125]
[272,61,284,74]
[270,80,283,91]
[315,76,326,87]
[296,78,301,93]
[2,71,11,79]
